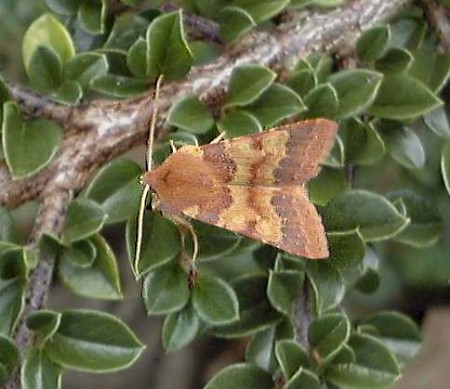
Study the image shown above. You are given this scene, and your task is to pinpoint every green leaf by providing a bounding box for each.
[304,83,338,119]
[218,111,262,138]
[44,0,79,15]
[376,120,425,169]
[388,190,442,247]
[146,11,193,81]
[2,102,62,179]
[63,199,107,243]
[340,118,385,166]
[45,310,144,372]
[22,13,75,69]
[285,368,320,389]
[352,247,380,294]
[408,50,450,93]
[442,140,450,196]
[85,159,142,224]
[60,239,96,267]
[356,26,390,62]
[247,83,305,127]
[368,74,443,120]
[307,167,349,206]
[195,221,241,261]
[91,75,148,98]
[27,46,63,93]
[0,335,19,384]
[51,80,82,104]
[58,234,122,300]
[218,6,256,43]
[288,69,317,98]
[327,231,366,272]
[225,65,276,108]
[424,105,450,138]
[190,41,221,66]
[375,47,413,74]
[267,270,304,315]
[308,314,350,365]
[127,212,180,277]
[143,263,189,315]
[78,0,107,35]
[21,348,62,389]
[211,276,281,338]
[232,0,289,23]
[307,262,345,314]
[167,96,214,134]
[193,274,239,325]
[204,363,273,389]
[390,17,426,50]
[26,310,61,343]
[328,70,383,119]
[322,190,409,241]
[361,311,421,366]
[0,207,17,242]
[127,37,147,78]
[162,302,200,352]
[275,339,309,379]
[326,334,400,389]
[64,52,108,88]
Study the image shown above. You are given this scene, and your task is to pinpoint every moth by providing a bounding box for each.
[143,119,337,259]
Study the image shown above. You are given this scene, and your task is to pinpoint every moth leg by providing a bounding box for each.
[210,131,226,144]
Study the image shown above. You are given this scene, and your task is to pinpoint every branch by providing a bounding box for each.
[420,0,450,52]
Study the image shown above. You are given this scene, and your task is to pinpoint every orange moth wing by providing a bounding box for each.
[144,119,338,259]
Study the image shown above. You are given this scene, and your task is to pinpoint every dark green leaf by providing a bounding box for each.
[22,348,62,389]
[327,231,366,272]
[247,83,305,127]
[60,239,96,267]
[2,102,62,179]
[27,46,62,93]
[127,212,180,277]
[64,52,108,88]
[44,0,79,15]
[326,334,400,389]
[267,270,304,315]
[408,50,450,93]
[356,26,390,62]
[368,74,443,120]
[285,368,320,389]
[0,335,19,383]
[304,83,338,119]
[275,339,309,379]
[91,75,148,98]
[329,70,383,119]
[63,199,107,243]
[167,96,214,134]
[307,167,349,206]
[45,310,144,372]
[375,48,413,74]
[218,111,261,138]
[308,314,350,365]
[289,69,317,98]
[26,310,61,343]
[195,221,241,261]
[143,263,189,315]
[78,0,107,35]
[322,190,409,241]
[85,159,142,224]
[232,0,290,22]
[146,11,193,81]
[442,140,450,196]
[51,80,82,104]
[204,363,273,389]
[193,274,239,325]
[0,207,17,243]
[225,65,276,108]
[376,120,425,169]
[162,302,200,352]
[58,234,122,300]
[218,6,256,43]
[127,37,147,78]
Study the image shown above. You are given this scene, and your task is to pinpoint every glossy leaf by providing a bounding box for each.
[51,80,82,104]
[45,310,144,372]
[267,270,304,315]
[304,83,338,119]
[58,234,122,300]
[64,52,108,88]
[424,105,450,139]
[60,239,96,268]
[307,167,349,206]
[247,83,305,127]
[21,348,62,389]
[2,102,62,179]
[167,96,214,134]
[218,6,256,43]
[204,363,273,389]
[85,159,142,224]
[368,74,443,120]
[232,0,290,22]
[127,212,180,277]
[375,47,413,74]
[26,310,61,343]
[146,11,192,81]
[218,111,261,138]
[322,190,409,241]
[327,231,366,272]
[62,199,107,243]
[289,69,317,98]
[91,75,147,98]
[127,37,147,78]
[356,26,390,62]
[442,140,450,196]
[193,274,239,325]
[162,302,200,352]
[0,335,19,384]
[275,339,309,379]
[78,0,107,35]
[285,368,320,389]
[143,263,189,315]
[408,50,450,93]
[329,70,383,119]
[225,65,276,108]
[27,46,62,93]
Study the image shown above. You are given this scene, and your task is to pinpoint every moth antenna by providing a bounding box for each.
[210,131,226,144]
[134,75,164,277]
[169,139,177,154]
